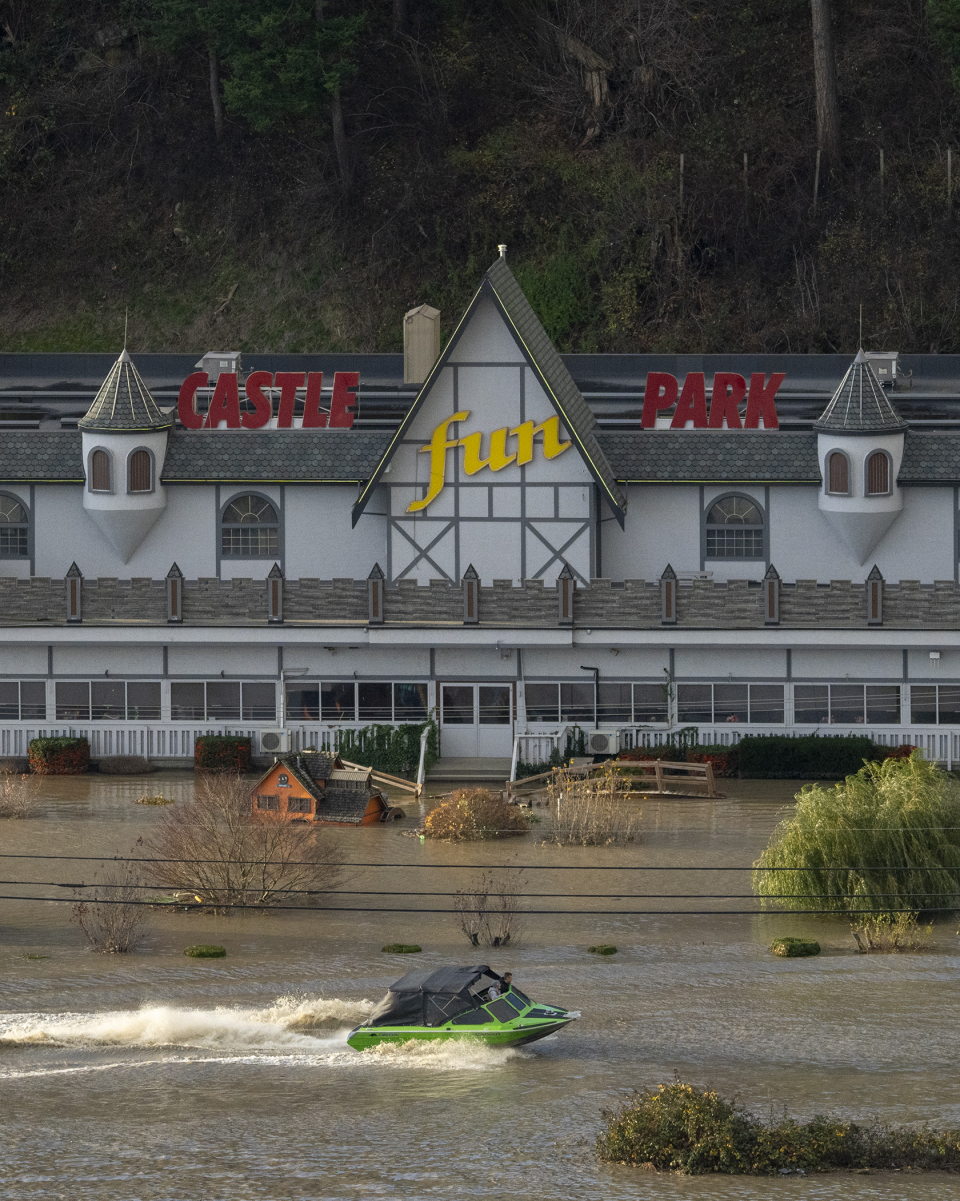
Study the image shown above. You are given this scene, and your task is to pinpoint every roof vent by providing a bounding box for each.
[403,305,441,386]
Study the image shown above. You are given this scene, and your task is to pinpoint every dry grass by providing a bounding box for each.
[424,789,529,841]
[852,913,933,953]
[0,775,38,819]
[453,870,524,947]
[72,861,147,954]
[545,766,642,846]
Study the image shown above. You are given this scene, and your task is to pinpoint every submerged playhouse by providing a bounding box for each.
[3,251,960,765]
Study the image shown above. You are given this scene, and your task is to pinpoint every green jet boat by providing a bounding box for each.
[347,964,578,1051]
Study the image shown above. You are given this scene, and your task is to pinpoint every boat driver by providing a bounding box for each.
[501,972,513,993]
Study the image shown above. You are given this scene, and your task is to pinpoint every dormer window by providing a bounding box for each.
[866,450,890,496]
[705,496,764,559]
[89,448,112,492]
[0,495,29,558]
[128,449,153,493]
[827,451,849,495]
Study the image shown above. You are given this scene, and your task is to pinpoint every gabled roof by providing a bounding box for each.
[814,349,907,434]
[351,254,627,527]
[78,350,174,432]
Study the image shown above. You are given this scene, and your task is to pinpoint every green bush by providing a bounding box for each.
[736,734,877,779]
[382,943,421,953]
[28,737,89,775]
[194,736,251,774]
[588,944,617,955]
[770,938,820,958]
[335,720,437,780]
[754,753,960,916]
[597,1079,960,1174]
[184,945,226,958]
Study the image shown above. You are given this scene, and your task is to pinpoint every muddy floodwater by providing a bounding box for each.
[1,774,959,1200]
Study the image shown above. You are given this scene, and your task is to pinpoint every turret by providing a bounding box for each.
[78,350,173,562]
[814,349,907,564]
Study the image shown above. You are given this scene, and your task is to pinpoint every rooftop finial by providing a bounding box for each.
[859,303,863,350]
[497,243,507,260]
[123,307,128,351]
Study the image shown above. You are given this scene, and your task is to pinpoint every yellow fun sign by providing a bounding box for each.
[406,411,571,513]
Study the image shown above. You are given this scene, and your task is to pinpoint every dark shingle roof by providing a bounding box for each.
[317,786,380,824]
[897,432,960,482]
[814,350,907,434]
[161,429,392,482]
[598,431,822,482]
[0,431,84,480]
[78,351,173,432]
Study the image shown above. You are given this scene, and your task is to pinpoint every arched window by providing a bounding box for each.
[866,451,890,496]
[221,495,279,557]
[827,451,849,495]
[705,495,764,559]
[0,494,28,558]
[128,449,153,493]
[90,448,112,492]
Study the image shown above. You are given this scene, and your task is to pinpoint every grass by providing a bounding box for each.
[588,944,618,955]
[852,913,933,953]
[769,938,820,957]
[547,766,641,847]
[382,944,422,953]
[184,945,226,958]
[597,1080,960,1174]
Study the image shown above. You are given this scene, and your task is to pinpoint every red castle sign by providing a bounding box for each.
[641,372,785,429]
[177,371,359,430]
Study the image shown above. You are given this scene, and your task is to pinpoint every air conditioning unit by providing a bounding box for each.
[259,729,291,754]
[587,730,620,755]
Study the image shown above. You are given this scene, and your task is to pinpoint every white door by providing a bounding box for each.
[440,684,514,757]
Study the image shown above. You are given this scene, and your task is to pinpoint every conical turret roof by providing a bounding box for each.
[78,350,173,432]
[814,349,907,434]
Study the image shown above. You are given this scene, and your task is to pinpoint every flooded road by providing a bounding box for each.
[0,774,958,1199]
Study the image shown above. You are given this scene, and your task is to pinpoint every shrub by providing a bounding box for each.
[852,913,932,953]
[72,861,146,954]
[686,746,739,777]
[736,734,877,779]
[0,757,29,775]
[29,737,89,775]
[547,765,641,846]
[185,945,226,958]
[770,938,820,957]
[135,794,174,805]
[454,870,523,947]
[194,736,251,774]
[588,944,617,955]
[382,943,421,953]
[98,755,154,775]
[0,774,37,818]
[335,720,437,779]
[754,753,960,917]
[424,788,529,841]
[597,1079,960,1174]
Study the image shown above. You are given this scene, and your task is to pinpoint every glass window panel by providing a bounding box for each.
[749,684,784,723]
[126,682,161,720]
[358,682,393,722]
[866,685,900,724]
[442,685,474,725]
[560,682,594,723]
[714,684,748,724]
[479,685,511,725]
[910,685,938,725]
[56,681,90,720]
[524,684,559,723]
[394,683,428,721]
[321,682,355,722]
[677,684,712,723]
[242,683,276,722]
[19,681,46,720]
[256,794,279,810]
[0,682,18,720]
[937,685,960,725]
[705,528,765,558]
[170,682,205,720]
[287,795,312,813]
[91,680,126,720]
[0,527,27,556]
[633,683,668,723]
[286,685,319,721]
[830,684,865,724]
[206,681,241,721]
[221,527,279,557]
[597,683,631,724]
[794,685,829,724]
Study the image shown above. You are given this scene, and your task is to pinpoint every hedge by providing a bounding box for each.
[335,720,438,780]
[735,735,879,779]
[194,736,251,773]
[29,737,89,775]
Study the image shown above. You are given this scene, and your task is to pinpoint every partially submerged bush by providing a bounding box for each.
[29,737,89,775]
[754,753,960,917]
[0,774,37,818]
[588,944,617,955]
[736,734,877,779]
[597,1079,960,1174]
[184,945,226,958]
[770,938,820,958]
[194,736,251,774]
[547,766,641,846]
[135,794,174,806]
[0,757,29,775]
[852,913,932,953]
[454,870,523,947]
[382,943,421,953]
[72,860,146,953]
[98,755,154,775]
[424,789,529,841]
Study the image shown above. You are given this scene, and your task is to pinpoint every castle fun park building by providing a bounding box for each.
[3,251,960,766]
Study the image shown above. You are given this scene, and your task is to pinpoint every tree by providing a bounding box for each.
[811,0,840,164]
[929,0,960,95]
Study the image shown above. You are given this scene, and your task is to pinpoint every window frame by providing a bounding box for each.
[0,491,30,560]
[54,680,162,721]
[219,491,281,560]
[126,446,156,494]
[87,448,114,494]
[864,449,893,497]
[676,683,786,725]
[825,449,852,496]
[703,492,766,561]
[0,680,46,720]
[170,680,277,723]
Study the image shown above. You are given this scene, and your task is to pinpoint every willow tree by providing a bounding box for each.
[754,753,960,917]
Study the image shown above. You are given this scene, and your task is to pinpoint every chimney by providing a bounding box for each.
[403,304,441,385]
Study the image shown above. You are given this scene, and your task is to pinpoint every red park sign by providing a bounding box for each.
[641,372,785,429]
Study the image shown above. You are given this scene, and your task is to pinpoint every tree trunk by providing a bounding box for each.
[811,0,840,164]
[330,88,351,195]
[393,0,408,35]
[208,45,224,142]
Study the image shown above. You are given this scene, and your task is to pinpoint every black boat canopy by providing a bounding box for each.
[366,965,503,1028]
